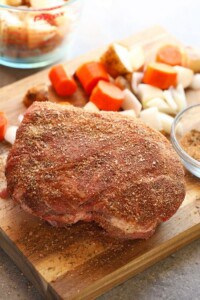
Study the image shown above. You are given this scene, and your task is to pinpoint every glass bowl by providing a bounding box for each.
[171,104,200,178]
[0,0,83,68]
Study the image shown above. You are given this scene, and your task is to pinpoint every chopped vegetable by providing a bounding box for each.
[1,11,26,47]
[23,83,49,108]
[84,102,100,113]
[145,97,174,114]
[159,112,174,134]
[27,19,57,50]
[174,66,194,88]
[76,61,109,95]
[156,44,182,66]
[5,126,18,145]
[18,114,24,123]
[129,45,145,71]
[183,47,200,73]
[57,101,71,106]
[49,65,77,97]
[140,107,162,131]
[189,73,200,90]
[163,90,177,113]
[0,112,8,141]
[90,80,124,111]
[137,84,164,105]
[114,76,131,90]
[131,72,143,94]
[101,43,132,78]
[7,0,22,6]
[143,62,177,89]
[119,110,136,118]
[170,84,187,112]
[122,89,142,116]
[30,0,65,9]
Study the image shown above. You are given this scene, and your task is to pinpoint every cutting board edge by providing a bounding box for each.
[1,223,199,300]
[0,228,49,299]
[72,223,200,300]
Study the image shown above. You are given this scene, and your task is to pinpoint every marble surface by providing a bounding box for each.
[0,0,200,299]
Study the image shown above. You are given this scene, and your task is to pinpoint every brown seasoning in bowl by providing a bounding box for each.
[180,130,200,161]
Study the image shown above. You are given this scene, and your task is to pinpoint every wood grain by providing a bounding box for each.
[0,26,200,300]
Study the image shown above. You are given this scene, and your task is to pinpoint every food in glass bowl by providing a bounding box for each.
[0,0,83,68]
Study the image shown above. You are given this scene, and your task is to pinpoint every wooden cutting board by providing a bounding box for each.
[0,26,200,300]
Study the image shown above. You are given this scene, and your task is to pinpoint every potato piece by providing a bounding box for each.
[114,76,131,90]
[129,45,145,71]
[140,107,163,131]
[7,0,23,5]
[174,66,194,88]
[26,19,56,49]
[101,43,132,78]
[23,84,49,108]
[137,84,164,105]
[184,47,200,73]
[0,11,26,46]
[30,0,65,8]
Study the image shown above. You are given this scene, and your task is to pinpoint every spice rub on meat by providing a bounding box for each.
[5,102,186,239]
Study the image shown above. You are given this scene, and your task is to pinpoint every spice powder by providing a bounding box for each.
[180,129,200,161]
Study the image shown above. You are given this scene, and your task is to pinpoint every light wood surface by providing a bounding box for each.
[0,26,200,300]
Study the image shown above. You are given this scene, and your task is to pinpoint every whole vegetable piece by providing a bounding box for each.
[49,65,77,97]
[90,80,124,111]
[143,62,177,90]
[156,44,182,66]
[0,112,8,141]
[76,61,109,95]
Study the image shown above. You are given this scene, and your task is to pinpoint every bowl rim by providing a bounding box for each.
[0,0,79,11]
[171,103,200,168]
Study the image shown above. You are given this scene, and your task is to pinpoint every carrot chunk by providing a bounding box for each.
[156,44,182,66]
[76,61,109,95]
[0,112,8,141]
[49,65,77,97]
[143,62,177,90]
[90,80,124,111]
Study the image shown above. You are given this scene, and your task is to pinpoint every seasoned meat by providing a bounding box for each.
[5,102,186,239]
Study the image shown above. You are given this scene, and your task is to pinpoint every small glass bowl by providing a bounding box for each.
[171,104,200,178]
[0,0,83,69]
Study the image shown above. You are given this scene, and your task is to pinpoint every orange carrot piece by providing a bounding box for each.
[76,61,110,95]
[90,80,124,111]
[49,65,77,97]
[0,112,7,141]
[156,44,182,66]
[143,62,177,90]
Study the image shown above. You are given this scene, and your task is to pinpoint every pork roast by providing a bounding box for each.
[5,102,185,239]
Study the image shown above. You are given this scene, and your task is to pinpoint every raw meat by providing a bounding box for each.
[5,102,185,239]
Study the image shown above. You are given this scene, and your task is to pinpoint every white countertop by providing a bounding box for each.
[71,0,200,59]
